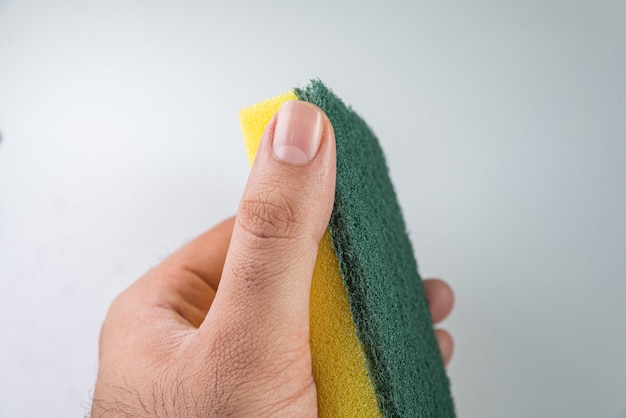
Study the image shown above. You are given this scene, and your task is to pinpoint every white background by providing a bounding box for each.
[1,1,625,417]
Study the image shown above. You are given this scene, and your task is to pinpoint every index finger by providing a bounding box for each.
[163,216,235,291]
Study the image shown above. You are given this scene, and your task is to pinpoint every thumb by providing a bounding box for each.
[203,100,335,354]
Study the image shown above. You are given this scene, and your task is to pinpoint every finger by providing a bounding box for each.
[112,217,235,331]
[424,278,455,324]
[204,101,335,351]
[166,216,235,291]
[435,329,454,367]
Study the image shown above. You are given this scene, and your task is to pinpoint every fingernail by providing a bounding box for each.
[272,101,324,164]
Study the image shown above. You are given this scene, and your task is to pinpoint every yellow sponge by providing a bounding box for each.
[238,90,299,166]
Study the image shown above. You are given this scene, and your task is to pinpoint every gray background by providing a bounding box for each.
[1,1,625,417]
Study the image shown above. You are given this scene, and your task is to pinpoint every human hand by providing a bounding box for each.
[91,101,455,417]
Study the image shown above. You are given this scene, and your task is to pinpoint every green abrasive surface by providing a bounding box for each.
[295,80,455,417]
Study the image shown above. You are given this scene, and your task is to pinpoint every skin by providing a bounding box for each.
[91,102,455,417]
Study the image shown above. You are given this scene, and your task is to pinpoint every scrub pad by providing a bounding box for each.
[239,80,455,418]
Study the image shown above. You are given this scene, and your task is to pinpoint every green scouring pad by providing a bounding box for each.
[239,80,455,417]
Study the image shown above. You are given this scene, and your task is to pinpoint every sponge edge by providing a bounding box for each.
[238,90,298,166]
[310,232,383,417]
[296,81,455,417]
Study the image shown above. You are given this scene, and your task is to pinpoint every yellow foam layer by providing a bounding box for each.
[310,231,382,417]
[239,91,381,418]
[238,90,298,166]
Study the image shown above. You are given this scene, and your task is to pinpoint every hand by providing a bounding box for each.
[91,101,454,417]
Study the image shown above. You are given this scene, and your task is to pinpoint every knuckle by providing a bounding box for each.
[237,186,301,241]
[228,254,291,290]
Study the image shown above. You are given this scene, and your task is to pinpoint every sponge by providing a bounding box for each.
[239,80,455,417]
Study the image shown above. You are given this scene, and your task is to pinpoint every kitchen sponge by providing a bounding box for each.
[239,80,455,417]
